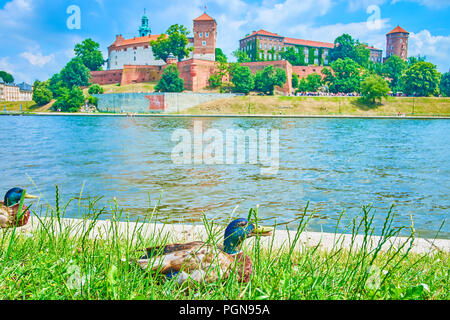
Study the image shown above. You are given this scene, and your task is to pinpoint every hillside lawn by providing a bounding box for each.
[185,96,450,117]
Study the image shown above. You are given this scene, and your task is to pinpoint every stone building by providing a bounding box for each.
[192,13,217,61]
[386,25,409,61]
[0,81,33,102]
[239,30,333,66]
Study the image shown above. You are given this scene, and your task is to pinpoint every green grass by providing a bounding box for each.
[0,190,448,300]
[185,96,450,117]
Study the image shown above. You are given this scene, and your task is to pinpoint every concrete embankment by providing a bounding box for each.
[18,217,450,254]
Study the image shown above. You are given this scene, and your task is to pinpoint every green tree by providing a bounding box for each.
[74,38,104,71]
[382,55,407,93]
[401,61,441,96]
[88,84,104,95]
[230,65,254,95]
[296,73,323,92]
[150,24,193,62]
[155,64,184,92]
[323,58,362,93]
[360,74,390,104]
[215,48,228,63]
[408,55,426,66]
[292,73,299,89]
[209,74,222,88]
[32,80,53,106]
[232,50,251,63]
[53,86,85,112]
[254,66,287,95]
[330,34,369,66]
[0,71,14,83]
[60,57,91,88]
[280,46,305,66]
[440,72,450,97]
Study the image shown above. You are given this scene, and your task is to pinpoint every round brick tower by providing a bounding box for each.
[193,13,217,61]
[386,26,409,61]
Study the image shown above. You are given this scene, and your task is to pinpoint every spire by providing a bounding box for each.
[139,9,151,37]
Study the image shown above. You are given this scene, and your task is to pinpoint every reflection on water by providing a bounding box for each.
[0,115,449,239]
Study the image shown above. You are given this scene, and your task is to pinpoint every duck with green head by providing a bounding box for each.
[0,188,38,228]
[137,218,273,284]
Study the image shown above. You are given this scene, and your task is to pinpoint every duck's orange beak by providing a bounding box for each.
[24,193,38,199]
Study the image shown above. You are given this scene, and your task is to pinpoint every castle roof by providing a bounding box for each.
[243,29,283,40]
[284,37,334,49]
[110,34,165,48]
[387,26,409,35]
[194,13,215,21]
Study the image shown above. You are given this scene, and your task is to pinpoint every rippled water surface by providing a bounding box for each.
[1,115,449,238]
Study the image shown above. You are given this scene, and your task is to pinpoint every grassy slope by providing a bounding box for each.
[83,82,158,96]
[0,197,448,300]
[0,100,54,112]
[185,96,450,116]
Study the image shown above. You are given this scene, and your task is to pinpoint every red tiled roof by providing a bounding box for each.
[242,29,283,40]
[387,26,409,35]
[364,44,382,51]
[110,34,165,47]
[284,37,334,49]
[194,13,215,21]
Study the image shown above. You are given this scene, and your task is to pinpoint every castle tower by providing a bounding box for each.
[193,13,217,61]
[386,25,409,60]
[138,9,151,37]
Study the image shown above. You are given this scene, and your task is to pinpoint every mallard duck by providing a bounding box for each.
[137,218,273,284]
[0,188,38,228]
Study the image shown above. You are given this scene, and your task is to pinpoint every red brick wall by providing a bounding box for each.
[178,59,217,91]
[193,20,217,57]
[121,65,164,85]
[241,60,293,95]
[292,65,328,79]
[91,70,123,85]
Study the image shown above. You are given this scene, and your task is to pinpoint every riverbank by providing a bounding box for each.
[1,213,448,300]
[2,96,449,118]
[186,96,450,117]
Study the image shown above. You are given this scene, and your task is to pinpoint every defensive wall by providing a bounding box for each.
[94,92,238,114]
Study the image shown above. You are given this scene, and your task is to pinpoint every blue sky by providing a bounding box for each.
[0,0,449,83]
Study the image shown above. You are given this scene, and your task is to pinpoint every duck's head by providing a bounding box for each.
[3,188,38,207]
[223,218,273,255]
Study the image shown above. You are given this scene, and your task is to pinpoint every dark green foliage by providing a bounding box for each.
[209,74,222,88]
[0,71,14,84]
[150,24,193,62]
[360,74,390,104]
[297,73,323,92]
[401,61,441,96]
[292,73,299,89]
[215,48,228,63]
[87,95,98,106]
[74,38,104,71]
[323,58,362,93]
[88,84,104,95]
[230,64,254,94]
[440,72,450,97]
[52,86,85,112]
[232,50,251,63]
[155,64,184,92]
[280,47,305,66]
[382,55,407,93]
[254,66,287,95]
[60,57,91,88]
[32,80,53,106]
[330,34,370,67]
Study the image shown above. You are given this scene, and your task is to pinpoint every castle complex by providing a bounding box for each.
[91,10,409,95]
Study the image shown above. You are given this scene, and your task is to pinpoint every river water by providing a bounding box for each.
[1,115,448,238]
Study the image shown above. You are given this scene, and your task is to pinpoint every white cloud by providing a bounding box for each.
[20,52,55,67]
[0,0,34,28]
[409,30,450,72]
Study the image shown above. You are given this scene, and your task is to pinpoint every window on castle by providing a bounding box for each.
[202,41,206,46]
[206,32,209,38]
[199,32,203,38]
